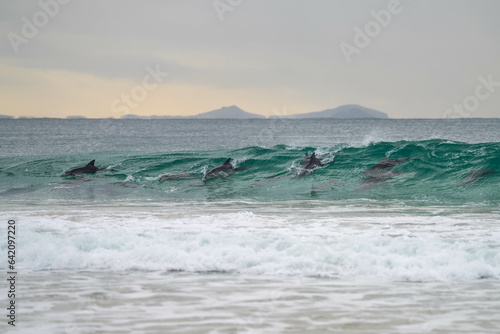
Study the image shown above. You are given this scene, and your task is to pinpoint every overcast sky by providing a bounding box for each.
[1,0,499,118]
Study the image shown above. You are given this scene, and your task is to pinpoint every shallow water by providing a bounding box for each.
[16,271,500,334]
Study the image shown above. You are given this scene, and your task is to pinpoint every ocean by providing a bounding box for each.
[1,118,500,333]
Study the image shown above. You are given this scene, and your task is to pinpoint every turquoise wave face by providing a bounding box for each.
[1,140,499,205]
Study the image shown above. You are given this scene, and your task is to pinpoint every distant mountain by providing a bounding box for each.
[0,115,14,119]
[290,104,388,119]
[120,114,184,119]
[66,116,87,119]
[192,105,265,119]
[118,106,264,119]
[111,104,388,120]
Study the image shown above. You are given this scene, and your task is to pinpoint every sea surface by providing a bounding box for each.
[1,118,500,333]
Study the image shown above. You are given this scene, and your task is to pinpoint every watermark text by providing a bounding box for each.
[6,220,16,327]
[7,0,71,54]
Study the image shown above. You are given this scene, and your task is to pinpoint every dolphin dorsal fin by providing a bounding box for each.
[223,158,231,165]
[310,152,316,160]
[305,153,309,157]
[87,160,95,166]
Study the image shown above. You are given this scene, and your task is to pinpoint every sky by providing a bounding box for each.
[1,0,499,119]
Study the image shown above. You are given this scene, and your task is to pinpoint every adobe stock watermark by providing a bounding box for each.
[339,0,412,63]
[443,74,499,118]
[213,0,243,21]
[257,106,288,146]
[111,64,170,116]
[7,0,71,54]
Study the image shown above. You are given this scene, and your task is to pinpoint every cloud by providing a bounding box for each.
[1,0,499,118]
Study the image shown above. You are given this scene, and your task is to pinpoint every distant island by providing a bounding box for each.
[3,104,389,119]
[286,104,388,119]
[192,105,265,119]
[120,104,387,119]
[121,106,264,119]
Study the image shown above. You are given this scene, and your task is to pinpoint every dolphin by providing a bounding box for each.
[295,152,323,177]
[62,160,103,176]
[360,170,402,187]
[250,174,288,187]
[203,158,234,181]
[457,168,496,186]
[159,170,196,181]
[357,157,410,190]
[304,152,322,170]
[362,157,410,177]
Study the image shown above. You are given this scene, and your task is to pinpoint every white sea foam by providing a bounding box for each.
[123,174,135,182]
[2,203,500,282]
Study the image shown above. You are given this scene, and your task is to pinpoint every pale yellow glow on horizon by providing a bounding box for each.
[0,65,334,119]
